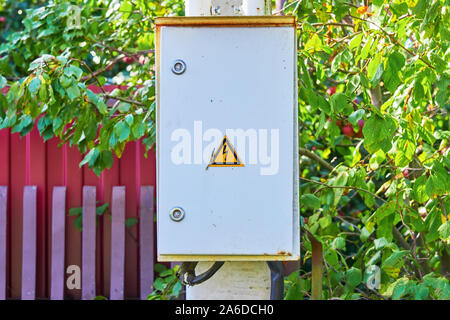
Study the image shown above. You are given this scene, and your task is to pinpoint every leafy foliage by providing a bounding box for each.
[0,0,184,174]
[147,263,183,300]
[288,0,450,300]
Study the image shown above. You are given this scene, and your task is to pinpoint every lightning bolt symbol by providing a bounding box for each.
[222,142,228,163]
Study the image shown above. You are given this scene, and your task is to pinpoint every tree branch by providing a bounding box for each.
[80,55,124,82]
[349,15,434,70]
[104,94,144,107]
[299,147,335,172]
[300,177,387,203]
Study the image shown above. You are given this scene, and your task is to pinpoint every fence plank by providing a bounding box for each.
[120,144,139,297]
[50,187,66,300]
[139,186,154,300]
[21,186,37,300]
[82,186,96,300]
[0,186,7,300]
[110,186,126,300]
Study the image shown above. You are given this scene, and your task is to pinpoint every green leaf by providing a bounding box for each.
[304,34,323,53]
[132,122,146,139]
[348,109,365,127]
[125,114,134,126]
[37,116,51,135]
[306,90,330,114]
[370,63,384,87]
[417,126,435,145]
[382,250,409,270]
[96,203,109,216]
[349,33,363,51]
[109,132,118,148]
[172,281,182,297]
[0,75,6,89]
[425,161,450,198]
[101,150,114,169]
[0,56,12,75]
[435,77,449,107]
[125,217,139,228]
[285,281,303,300]
[80,148,99,168]
[438,221,450,241]
[153,278,166,291]
[66,84,80,100]
[59,75,72,88]
[74,216,82,231]
[359,37,373,62]
[86,89,98,104]
[413,175,429,203]
[330,93,352,115]
[332,237,346,250]
[69,207,82,216]
[413,79,424,103]
[372,201,396,223]
[53,117,62,131]
[395,131,415,167]
[367,53,382,81]
[390,2,408,16]
[377,214,395,242]
[346,75,360,94]
[301,194,321,210]
[360,226,373,242]
[114,121,130,142]
[425,206,442,243]
[64,65,83,80]
[154,263,167,274]
[413,284,429,300]
[382,51,405,93]
[392,278,414,300]
[331,171,348,206]
[363,115,396,154]
[159,269,173,277]
[28,77,41,95]
[374,237,389,250]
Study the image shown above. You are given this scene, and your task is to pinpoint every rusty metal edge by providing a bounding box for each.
[158,254,300,262]
[155,16,296,27]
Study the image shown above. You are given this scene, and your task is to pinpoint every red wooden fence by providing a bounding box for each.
[0,125,157,299]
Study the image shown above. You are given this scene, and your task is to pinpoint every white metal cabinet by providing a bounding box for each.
[156,17,299,261]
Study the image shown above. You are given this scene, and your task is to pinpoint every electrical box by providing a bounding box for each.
[156,16,299,261]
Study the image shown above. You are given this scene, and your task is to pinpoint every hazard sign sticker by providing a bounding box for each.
[208,135,244,167]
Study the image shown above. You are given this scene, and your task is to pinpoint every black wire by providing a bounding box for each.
[267,261,284,300]
[179,261,225,286]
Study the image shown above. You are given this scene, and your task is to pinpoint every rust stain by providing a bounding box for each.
[277,251,292,256]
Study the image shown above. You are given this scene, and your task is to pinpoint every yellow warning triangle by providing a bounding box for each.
[209,135,244,167]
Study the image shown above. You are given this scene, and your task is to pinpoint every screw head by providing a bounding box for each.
[171,59,186,75]
[169,207,185,222]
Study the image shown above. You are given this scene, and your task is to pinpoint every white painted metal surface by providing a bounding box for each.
[157,24,298,261]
